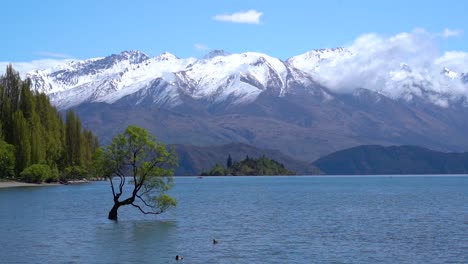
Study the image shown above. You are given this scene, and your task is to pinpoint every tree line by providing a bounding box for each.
[0,65,98,183]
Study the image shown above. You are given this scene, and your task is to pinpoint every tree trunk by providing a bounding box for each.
[108,203,120,220]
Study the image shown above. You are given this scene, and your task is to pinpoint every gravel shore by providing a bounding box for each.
[0,181,58,188]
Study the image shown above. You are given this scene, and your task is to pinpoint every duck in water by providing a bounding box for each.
[213,239,219,244]
[175,255,183,261]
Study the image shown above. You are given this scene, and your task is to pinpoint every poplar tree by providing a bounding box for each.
[12,111,31,175]
[0,66,99,181]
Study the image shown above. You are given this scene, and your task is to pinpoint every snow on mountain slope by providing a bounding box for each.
[26,45,468,110]
[27,50,312,109]
[177,52,289,103]
[287,47,352,73]
[28,51,197,108]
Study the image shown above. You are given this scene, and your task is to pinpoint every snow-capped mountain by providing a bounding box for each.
[288,48,468,106]
[27,50,318,109]
[26,49,467,110]
[286,47,352,73]
[28,50,196,108]
[19,48,468,163]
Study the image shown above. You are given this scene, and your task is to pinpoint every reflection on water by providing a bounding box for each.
[0,176,467,264]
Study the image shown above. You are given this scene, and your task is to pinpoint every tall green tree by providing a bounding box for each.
[0,66,99,181]
[19,82,35,120]
[0,139,15,178]
[29,113,46,164]
[65,110,84,167]
[2,65,21,111]
[36,94,63,165]
[95,125,177,220]
[11,111,31,174]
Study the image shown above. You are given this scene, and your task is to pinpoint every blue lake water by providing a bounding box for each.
[0,176,467,264]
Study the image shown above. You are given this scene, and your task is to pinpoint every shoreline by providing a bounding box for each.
[0,181,60,189]
[0,178,98,189]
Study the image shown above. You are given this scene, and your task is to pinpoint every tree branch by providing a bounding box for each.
[131,203,162,215]
[116,168,126,196]
[132,150,140,197]
[139,185,152,196]
[115,168,126,178]
[109,177,116,198]
[136,194,153,208]
[135,157,166,193]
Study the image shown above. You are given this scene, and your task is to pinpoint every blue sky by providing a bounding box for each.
[2,0,467,61]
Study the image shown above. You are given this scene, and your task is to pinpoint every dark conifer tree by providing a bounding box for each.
[227,154,233,168]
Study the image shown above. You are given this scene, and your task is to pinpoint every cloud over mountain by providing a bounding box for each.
[213,10,263,24]
[0,59,72,78]
[289,29,468,102]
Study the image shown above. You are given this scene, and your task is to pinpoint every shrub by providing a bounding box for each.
[61,166,88,181]
[45,165,59,183]
[0,140,15,179]
[20,164,52,183]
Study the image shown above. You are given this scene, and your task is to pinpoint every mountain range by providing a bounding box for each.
[24,48,468,163]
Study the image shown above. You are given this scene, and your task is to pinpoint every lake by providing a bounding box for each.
[0,176,467,263]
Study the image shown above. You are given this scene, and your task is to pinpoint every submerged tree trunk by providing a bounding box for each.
[108,203,120,220]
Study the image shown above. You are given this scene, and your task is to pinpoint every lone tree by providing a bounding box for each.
[96,125,177,220]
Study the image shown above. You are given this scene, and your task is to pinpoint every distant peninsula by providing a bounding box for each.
[200,155,295,176]
[313,145,468,175]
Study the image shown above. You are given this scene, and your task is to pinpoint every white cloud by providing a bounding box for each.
[435,51,468,72]
[36,51,72,59]
[299,29,468,100]
[213,10,263,24]
[0,59,72,77]
[0,51,74,77]
[440,28,463,38]
[194,43,209,51]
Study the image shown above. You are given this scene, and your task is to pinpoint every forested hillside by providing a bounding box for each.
[0,66,98,182]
